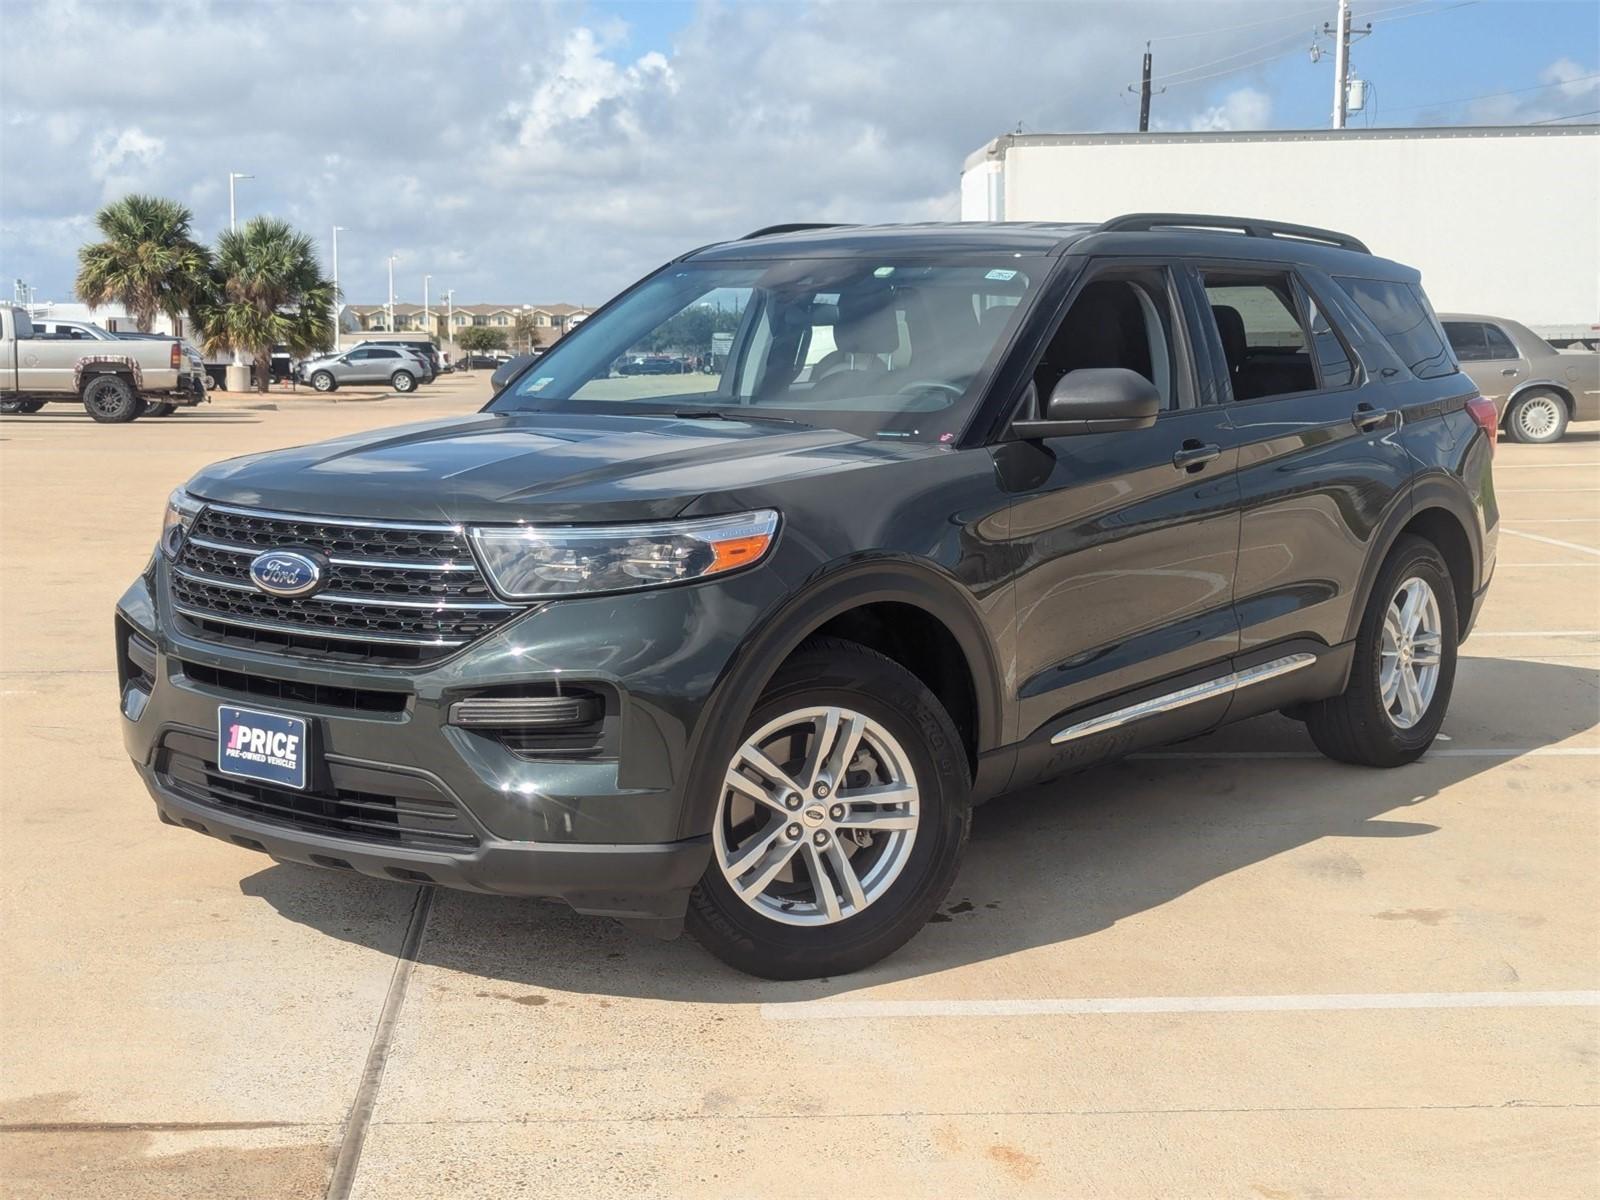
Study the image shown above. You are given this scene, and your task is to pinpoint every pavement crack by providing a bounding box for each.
[324,885,433,1200]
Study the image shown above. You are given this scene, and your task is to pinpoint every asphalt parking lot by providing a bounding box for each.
[1,377,1595,1198]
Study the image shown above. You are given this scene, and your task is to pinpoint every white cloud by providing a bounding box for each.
[1466,56,1600,125]
[0,0,1462,307]
[1184,87,1273,132]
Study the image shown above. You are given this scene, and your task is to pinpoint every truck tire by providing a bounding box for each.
[1304,535,1458,767]
[310,370,337,393]
[687,638,972,979]
[1,398,46,415]
[82,375,144,423]
[146,402,177,418]
[1503,389,1568,445]
[390,370,416,393]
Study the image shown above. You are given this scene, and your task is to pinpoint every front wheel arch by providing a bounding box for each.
[674,561,1005,840]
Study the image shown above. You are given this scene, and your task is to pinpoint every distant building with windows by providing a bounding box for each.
[347,303,593,347]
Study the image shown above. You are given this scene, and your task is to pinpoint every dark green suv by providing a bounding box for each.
[118,215,1499,978]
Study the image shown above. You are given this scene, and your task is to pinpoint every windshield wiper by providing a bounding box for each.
[669,408,808,427]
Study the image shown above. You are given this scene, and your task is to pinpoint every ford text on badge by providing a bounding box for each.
[217,706,309,790]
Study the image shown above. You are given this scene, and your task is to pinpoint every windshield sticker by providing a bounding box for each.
[526,376,554,392]
[873,266,895,278]
[985,269,1018,281]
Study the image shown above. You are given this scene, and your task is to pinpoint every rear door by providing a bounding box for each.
[1192,263,1413,671]
[1005,260,1242,758]
[1443,320,1528,414]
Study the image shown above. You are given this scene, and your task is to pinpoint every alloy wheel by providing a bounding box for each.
[713,705,920,926]
[1380,576,1443,729]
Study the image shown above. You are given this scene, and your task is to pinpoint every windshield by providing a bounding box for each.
[490,256,1045,442]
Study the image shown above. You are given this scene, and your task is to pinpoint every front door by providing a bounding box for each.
[1005,264,1242,758]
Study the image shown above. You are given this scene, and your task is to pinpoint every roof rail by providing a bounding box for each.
[1098,213,1370,254]
[740,222,850,240]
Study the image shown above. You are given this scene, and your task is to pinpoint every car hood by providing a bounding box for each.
[185,411,942,523]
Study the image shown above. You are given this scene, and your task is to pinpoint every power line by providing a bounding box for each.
[1379,72,1600,114]
[1531,108,1600,124]
[1144,25,1311,85]
[1156,43,1310,92]
[1367,0,1479,25]
[1148,4,1323,43]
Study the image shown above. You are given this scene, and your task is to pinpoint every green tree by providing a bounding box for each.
[197,217,336,393]
[74,194,212,332]
[457,325,508,354]
[511,311,538,354]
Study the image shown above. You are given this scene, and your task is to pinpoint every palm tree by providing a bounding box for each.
[75,194,212,332]
[199,217,336,393]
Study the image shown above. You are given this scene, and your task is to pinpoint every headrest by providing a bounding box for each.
[1210,304,1247,362]
[833,289,901,354]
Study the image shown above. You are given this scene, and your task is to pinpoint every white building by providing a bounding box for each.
[961,124,1600,337]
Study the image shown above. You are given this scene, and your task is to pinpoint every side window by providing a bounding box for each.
[1334,276,1456,379]
[1443,321,1489,362]
[1033,269,1183,411]
[346,348,370,361]
[374,349,399,360]
[1201,273,1319,400]
[1483,324,1519,360]
[1305,294,1356,388]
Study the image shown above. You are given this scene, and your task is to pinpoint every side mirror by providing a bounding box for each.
[1012,368,1161,439]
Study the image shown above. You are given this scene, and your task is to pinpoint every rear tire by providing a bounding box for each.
[82,375,143,423]
[146,402,177,418]
[1503,389,1568,444]
[687,638,971,979]
[1304,535,1458,767]
[390,370,416,393]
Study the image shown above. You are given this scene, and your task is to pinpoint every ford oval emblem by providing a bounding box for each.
[248,550,325,598]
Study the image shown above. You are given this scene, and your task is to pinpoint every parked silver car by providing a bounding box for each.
[1439,313,1600,444]
[296,345,429,393]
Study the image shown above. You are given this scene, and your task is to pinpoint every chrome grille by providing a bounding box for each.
[169,503,518,663]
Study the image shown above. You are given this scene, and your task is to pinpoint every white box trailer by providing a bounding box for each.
[960,124,1600,340]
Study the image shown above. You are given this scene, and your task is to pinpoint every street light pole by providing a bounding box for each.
[227,172,254,367]
[331,225,345,351]
[445,289,455,365]
[423,274,431,343]
[386,255,396,331]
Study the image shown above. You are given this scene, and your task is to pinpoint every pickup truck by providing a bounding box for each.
[2,306,207,422]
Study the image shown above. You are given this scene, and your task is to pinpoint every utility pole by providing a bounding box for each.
[1322,0,1370,129]
[423,274,431,342]
[386,255,396,331]
[331,225,345,351]
[1138,43,1153,132]
[1127,42,1163,132]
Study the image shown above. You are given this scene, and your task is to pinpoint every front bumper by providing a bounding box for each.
[139,762,708,925]
[115,556,787,924]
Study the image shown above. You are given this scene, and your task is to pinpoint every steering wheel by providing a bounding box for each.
[893,379,964,398]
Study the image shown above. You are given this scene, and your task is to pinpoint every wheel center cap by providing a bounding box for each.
[802,805,827,827]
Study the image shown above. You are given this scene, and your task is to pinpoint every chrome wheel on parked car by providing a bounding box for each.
[1506,390,1567,445]
[714,705,920,926]
[1379,577,1443,730]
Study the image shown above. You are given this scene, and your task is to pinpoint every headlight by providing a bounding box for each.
[160,488,204,556]
[468,510,779,600]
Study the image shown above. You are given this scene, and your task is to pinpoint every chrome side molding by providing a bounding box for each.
[1050,652,1317,745]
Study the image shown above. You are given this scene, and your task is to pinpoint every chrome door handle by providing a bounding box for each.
[1500,367,1519,376]
[1353,405,1391,431]
[1172,442,1222,471]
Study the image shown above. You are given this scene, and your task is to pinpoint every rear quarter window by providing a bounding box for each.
[1334,276,1456,380]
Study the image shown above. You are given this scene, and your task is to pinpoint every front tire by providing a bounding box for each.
[390,370,416,393]
[1504,389,1568,444]
[687,638,971,979]
[310,370,337,393]
[82,375,143,423]
[1304,535,1458,767]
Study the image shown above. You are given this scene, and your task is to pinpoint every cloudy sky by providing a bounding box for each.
[2,0,1595,308]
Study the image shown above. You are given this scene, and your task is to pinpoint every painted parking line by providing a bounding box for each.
[1495,562,1600,567]
[1495,463,1600,469]
[1470,630,1600,638]
[1497,529,1600,558]
[1129,747,1600,760]
[762,991,1600,1021]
